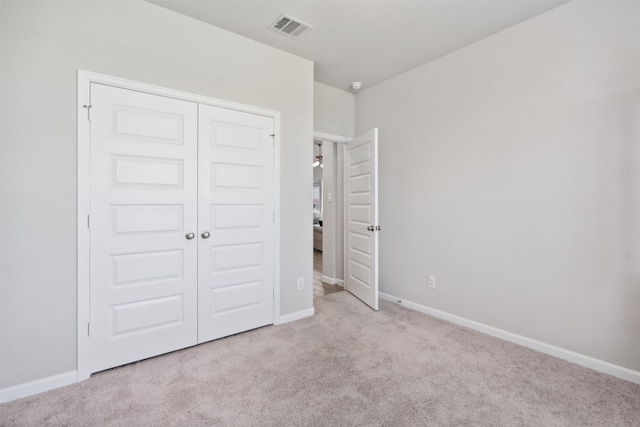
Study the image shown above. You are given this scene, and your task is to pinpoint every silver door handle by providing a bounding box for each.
[201,231,210,239]
[186,232,195,240]
[367,226,374,231]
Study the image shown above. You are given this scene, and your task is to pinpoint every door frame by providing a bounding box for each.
[312,132,351,288]
[77,70,282,381]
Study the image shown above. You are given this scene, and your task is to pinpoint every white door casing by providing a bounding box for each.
[197,105,275,342]
[88,83,199,373]
[344,128,379,310]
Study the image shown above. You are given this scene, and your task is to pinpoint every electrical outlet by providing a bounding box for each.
[297,277,304,290]
[428,275,436,289]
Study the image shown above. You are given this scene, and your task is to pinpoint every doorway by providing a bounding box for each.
[311,131,380,309]
[312,140,342,299]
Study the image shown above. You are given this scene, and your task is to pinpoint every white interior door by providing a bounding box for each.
[89,83,199,373]
[197,105,275,343]
[345,128,379,310]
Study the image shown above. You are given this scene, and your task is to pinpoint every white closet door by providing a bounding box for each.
[197,105,275,343]
[89,83,198,373]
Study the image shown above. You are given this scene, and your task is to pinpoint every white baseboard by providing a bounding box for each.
[320,275,336,285]
[379,292,640,385]
[0,370,78,403]
[0,306,311,403]
[274,307,315,325]
[320,276,344,287]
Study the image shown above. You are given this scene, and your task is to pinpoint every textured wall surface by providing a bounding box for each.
[356,0,640,370]
[0,0,313,388]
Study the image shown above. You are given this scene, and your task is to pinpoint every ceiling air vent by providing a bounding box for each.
[270,14,312,39]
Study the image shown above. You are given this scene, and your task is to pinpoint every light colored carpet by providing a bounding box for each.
[2,292,640,426]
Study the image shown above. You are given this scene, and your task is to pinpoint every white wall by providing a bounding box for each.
[317,141,344,284]
[314,82,355,137]
[0,0,313,389]
[356,0,640,371]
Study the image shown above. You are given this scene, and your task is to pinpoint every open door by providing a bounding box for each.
[344,128,379,310]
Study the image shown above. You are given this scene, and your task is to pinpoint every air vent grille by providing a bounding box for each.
[270,14,312,39]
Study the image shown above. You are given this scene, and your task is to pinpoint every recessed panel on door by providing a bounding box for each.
[112,250,184,286]
[213,124,261,151]
[212,243,263,272]
[349,259,372,290]
[113,106,185,145]
[350,205,372,224]
[213,164,262,190]
[350,232,371,256]
[213,205,262,230]
[113,205,183,235]
[349,143,372,166]
[211,281,263,314]
[112,155,184,189]
[112,294,184,336]
[350,173,372,195]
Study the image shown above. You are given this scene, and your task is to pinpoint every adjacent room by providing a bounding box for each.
[1,0,639,425]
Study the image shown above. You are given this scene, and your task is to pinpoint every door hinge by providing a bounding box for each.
[83,104,92,121]
[273,212,275,222]
[87,322,91,336]
[87,214,91,228]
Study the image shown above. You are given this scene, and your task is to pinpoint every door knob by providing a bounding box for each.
[367,225,374,231]
[185,232,195,240]
[201,231,210,239]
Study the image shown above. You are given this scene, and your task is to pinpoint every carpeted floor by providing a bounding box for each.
[2,292,640,426]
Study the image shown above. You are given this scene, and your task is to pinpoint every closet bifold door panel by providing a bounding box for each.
[88,83,199,373]
[197,105,275,343]
[87,83,275,374]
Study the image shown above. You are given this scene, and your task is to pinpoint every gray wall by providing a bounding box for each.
[356,0,640,370]
[0,0,313,388]
[314,82,355,137]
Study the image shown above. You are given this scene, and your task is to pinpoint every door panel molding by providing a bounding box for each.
[77,70,281,381]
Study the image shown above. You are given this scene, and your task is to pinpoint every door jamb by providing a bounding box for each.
[77,70,282,381]
[313,131,351,145]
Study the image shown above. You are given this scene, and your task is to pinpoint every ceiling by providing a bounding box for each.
[147,0,569,92]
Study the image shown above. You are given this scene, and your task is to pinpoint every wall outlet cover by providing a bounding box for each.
[428,275,436,289]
